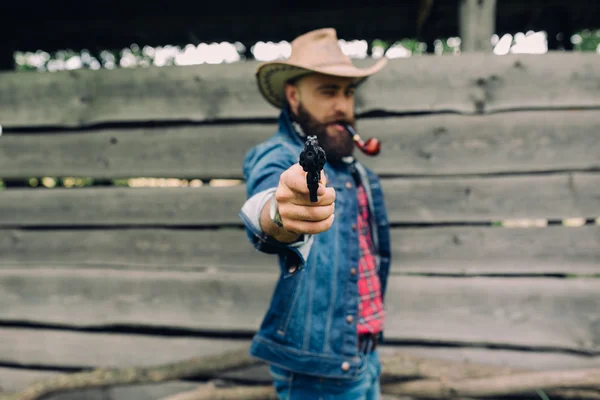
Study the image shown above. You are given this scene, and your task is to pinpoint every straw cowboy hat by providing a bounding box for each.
[256,28,387,109]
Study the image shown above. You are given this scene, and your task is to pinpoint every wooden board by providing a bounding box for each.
[2,328,600,387]
[0,328,249,369]
[1,226,599,275]
[1,52,599,128]
[388,225,600,275]
[1,172,598,227]
[0,227,276,273]
[0,61,279,128]
[2,110,599,179]
[2,330,600,374]
[0,269,599,353]
[352,110,600,177]
[0,372,398,400]
[0,185,246,227]
[386,346,600,372]
[0,368,201,400]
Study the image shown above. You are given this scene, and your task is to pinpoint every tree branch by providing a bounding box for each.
[0,348,259,400]
[159,382,277,400]
[3,346,600,400]
[384,369,600,399]
[380,351,526,381]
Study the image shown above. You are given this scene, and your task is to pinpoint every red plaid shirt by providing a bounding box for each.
[356,184,385,335]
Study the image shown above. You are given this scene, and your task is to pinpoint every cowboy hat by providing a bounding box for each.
[255,28,387,109]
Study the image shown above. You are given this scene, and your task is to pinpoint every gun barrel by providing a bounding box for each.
[299,135,327,202]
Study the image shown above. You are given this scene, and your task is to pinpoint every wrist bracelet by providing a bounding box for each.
[269,196,284,228]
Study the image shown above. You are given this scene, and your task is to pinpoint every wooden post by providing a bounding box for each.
[459,0,496,52]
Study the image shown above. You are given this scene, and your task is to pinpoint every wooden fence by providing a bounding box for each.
[0,51,599,399]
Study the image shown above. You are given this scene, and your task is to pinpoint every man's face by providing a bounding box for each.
[285,73,357,165]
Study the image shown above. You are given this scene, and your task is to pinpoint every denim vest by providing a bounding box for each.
[238,108,392,379]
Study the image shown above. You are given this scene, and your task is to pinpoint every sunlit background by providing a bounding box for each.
[14,30,600,73]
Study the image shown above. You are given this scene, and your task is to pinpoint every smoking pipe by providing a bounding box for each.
[344,124,381,156]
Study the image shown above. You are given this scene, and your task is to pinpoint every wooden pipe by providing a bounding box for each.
[344,124,381,156]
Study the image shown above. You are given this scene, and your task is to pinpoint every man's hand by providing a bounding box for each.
[260,163,336,242]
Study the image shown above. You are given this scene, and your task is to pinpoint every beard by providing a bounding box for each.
[292,102,356,165]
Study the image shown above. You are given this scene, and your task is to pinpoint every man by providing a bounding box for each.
[238,28,392,399]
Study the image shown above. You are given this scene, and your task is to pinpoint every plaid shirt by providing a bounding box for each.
[356,184,385,335]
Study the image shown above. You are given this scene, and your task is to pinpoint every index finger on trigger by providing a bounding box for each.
[293,185,335,206]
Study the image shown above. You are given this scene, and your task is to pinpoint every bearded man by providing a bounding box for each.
[238,28,392,399]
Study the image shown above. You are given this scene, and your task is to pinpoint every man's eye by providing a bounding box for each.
[322,91,335,97]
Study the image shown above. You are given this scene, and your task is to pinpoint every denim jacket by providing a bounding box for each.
[238,108,392,379]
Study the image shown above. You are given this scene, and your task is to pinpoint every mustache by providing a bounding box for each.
[322,115,355,127]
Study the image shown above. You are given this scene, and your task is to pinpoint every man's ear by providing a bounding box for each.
[284,82,300,113]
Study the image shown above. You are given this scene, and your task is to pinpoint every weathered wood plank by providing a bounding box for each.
[389,172,599,223]
[0,368,56,395]
[0,228,275,273]
[355,109,598,176]
[0,368,200,400]
[389,346,600,372]
[1,52,599,128]
[0,185,246,227]
[1,172,598,226]
[1,226,599,275]
[0,269,271,332]
[388,225,600,275]
[0,328,249,368]
[2,110,599,179]
[0,61,278,128]
[2,329,600,385]
[0,270,599,353]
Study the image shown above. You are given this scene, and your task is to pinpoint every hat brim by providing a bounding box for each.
[256,58,388,109]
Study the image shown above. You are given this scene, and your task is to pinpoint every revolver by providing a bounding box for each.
[299,135,327,202]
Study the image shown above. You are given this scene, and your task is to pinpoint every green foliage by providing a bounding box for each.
[572,29,600,51]
[112,179,131,187]
[371,39,389,50]
[372,37,460,56]
[59,177,95,187]
[395,38,428,55]
[14,48,100,73]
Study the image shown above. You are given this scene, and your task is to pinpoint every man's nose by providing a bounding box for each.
[333,94,353,116]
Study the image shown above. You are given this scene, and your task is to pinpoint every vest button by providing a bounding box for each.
[346,315,353,323]
[352,223,357,230]
[350,267,357,275]
[345,181,352,189]
[341,361,350,371]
